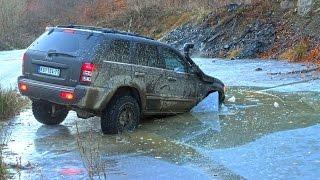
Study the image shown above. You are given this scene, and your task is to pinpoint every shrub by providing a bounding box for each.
[0,88,28,121]
[280,48,296,61]
[305,46,320,62]
[0,87,27,179]
[280,38,310,61]
[227,47,242,59]
[293,39,309,61]
[0,154,7,180]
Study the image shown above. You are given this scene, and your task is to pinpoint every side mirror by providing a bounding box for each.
[183,43,194,57]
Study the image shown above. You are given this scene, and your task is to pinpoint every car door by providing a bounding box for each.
[161,48,198,112]
[132,43,169,113]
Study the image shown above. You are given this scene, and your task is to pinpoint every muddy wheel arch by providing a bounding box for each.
[205,83,225,103]
[100,85,146,113]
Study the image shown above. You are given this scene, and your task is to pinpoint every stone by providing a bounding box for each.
[224,45,230,49]
[297,0,313,16]
[280,0,295,10]
[227,3,239,12]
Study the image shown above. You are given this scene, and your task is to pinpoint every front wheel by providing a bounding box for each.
[32,101,69,125]
[101,96,140,134]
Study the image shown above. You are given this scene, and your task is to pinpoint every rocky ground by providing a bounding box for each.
[161,0,320,61]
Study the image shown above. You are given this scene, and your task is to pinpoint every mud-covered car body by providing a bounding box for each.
[18,25,225,132]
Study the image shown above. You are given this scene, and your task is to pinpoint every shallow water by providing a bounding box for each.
[1,87,320,179]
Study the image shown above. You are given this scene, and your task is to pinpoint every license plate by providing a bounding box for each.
[38,66,60,77]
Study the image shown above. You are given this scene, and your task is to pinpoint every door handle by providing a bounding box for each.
[134,72,146,77]
[168,77,177,82]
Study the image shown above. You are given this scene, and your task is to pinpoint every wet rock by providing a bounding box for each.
[238,22,276,58]
[255,68,263,71]
[281,0,295,10]
[226,3,240,12]
[161,14,276,59]
[297,0,313,16]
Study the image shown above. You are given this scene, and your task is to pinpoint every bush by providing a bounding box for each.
[228,47,242,59]
[0,88,28,121]
[0,87,27,179]
[280,38,310,61]
[0,155,6,180]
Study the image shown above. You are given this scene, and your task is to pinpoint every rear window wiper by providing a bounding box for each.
[47,50,76,57]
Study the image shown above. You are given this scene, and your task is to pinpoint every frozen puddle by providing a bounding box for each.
[203,125,320,180]
[193,58,320,90]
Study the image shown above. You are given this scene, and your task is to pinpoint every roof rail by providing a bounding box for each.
[56,25,154,40]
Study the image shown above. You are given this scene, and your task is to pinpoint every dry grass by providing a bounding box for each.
[0,156,6,180]
[305,46,320,62]
[153,11,195,39]
[227,48,242,59]
[0,124,11,180]
[0,88,28,121]
[75,123,107,179]
[0,87,28,179]
[280,48,296,61]
[280,38,310,62]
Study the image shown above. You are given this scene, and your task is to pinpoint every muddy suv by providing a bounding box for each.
[18,25,225,134]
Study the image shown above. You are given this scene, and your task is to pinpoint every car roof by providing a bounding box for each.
[53,25,181,54]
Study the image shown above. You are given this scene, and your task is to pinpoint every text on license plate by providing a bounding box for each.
[38,66,60,77]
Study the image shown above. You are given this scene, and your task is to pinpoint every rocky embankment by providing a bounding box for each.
[161,0,320,60]
[161,12,276,59]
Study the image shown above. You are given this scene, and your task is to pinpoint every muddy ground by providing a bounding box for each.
[0,50,320,179]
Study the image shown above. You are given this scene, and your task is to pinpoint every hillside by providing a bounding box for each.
[161,0,320,63]
[1,0,320,63]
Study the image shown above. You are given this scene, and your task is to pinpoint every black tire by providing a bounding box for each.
[101,95,140,134]
[32,101,69,125]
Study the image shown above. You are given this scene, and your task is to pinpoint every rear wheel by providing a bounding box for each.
[101,96,140,134]
[32,101,69,125]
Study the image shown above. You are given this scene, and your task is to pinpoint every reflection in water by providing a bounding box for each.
[34,125,73,154]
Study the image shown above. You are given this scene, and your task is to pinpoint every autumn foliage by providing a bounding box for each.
[0,0,244,50]
[1,0,320,64]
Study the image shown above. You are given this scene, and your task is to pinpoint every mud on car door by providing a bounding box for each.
[132,43,168,112]
[161,48,198,112]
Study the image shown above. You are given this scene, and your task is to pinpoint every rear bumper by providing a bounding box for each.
[18,76,100,109]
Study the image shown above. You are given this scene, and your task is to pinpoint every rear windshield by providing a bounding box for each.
[29,30,99,57]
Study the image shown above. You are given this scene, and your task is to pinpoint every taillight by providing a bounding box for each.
[80,63,95,84]
[18,82,28,92]
[60,91,75,101]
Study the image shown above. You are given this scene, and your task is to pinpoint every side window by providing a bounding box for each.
[163,49,187,73]
[135,43,160,68]
[108,40,131,63]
